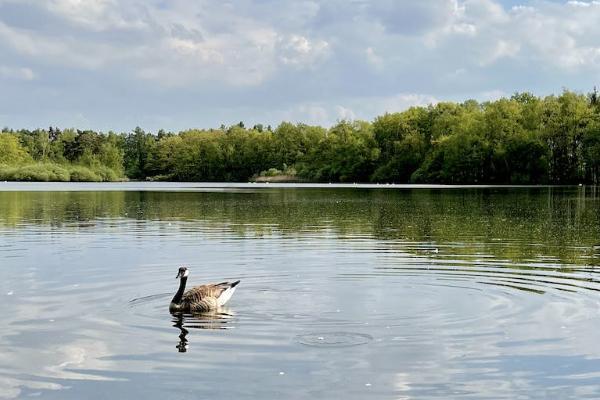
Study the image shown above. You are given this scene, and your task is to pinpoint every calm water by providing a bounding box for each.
[1,183,600,399]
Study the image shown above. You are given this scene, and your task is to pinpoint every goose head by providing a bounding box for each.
[176,266,189,279]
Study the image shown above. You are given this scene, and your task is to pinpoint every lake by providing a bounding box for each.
[1,183,600,399]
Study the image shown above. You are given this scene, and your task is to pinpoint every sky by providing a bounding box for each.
[1,0,599,132]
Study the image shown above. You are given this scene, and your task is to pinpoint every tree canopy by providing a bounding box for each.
[2,89,600,184]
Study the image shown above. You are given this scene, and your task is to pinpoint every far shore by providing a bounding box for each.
[0,181,588,192]
[251,174,304,183]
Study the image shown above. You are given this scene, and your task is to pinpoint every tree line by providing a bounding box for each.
[2,89,600,184]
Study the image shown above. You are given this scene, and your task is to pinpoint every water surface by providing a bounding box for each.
[1,184,600,399]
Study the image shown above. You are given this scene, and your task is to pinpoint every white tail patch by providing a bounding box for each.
[217,286,236,306]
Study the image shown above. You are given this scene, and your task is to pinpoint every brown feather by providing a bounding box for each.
[181,283,229,304]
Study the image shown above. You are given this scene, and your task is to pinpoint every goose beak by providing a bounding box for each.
[176,271,181,279]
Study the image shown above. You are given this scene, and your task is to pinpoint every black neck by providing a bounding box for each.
[172,276,187,304]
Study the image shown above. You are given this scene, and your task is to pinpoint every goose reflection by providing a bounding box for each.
[172,309,235,353]
[173,316,189,352]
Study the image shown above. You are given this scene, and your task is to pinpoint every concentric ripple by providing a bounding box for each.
[296,332,373,347]
[2,185,600,400]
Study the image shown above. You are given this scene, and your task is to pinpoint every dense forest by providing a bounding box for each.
[2,89,600,184]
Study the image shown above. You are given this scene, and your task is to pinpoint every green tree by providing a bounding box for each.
[412,133,493,184]
[371,108,430,182]
[298,121,379,182]
[123,127,157,179]
[0,134,31,165]
[539,92,591,183]
[582,121,600,183]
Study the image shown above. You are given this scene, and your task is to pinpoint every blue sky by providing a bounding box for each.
[0,0,599,132]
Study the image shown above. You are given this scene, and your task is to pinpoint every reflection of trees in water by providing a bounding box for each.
[172,310,234,353]
[1,187,599,265]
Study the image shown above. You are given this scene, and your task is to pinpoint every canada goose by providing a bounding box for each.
[169,266,240,313]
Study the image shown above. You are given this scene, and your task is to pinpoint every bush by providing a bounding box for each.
[0,165,14,181]
[69,166,101,182]
[0,163,70,181]
[0,162,123,182]
[261,168,284,177]
[47,164,71,181]
[94,165,119,182]
[256,166,297,178]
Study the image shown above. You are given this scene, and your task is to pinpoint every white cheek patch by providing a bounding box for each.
[183,270,189,278]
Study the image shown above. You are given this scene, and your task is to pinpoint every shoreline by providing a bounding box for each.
[0,181,589,192]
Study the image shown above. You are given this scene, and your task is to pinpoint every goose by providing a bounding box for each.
[169,266,240,313]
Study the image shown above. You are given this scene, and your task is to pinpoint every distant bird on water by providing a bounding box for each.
[169,266,240,313]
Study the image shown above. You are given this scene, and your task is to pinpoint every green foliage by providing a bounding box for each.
[2,88,600,184]
[0,162,122,182]
[0,134,31,165]
[167,130,226,181]
[371,109,429,182]
[257,165,297,178]
[273,123,324,168]
[0,127,125,182]
[582,122,600,183]
[0,163,70,182]
[124,127,156,179]
[68,166,102,182]
[502,133,548,184]
[297,121,379,182]
[413,133,493,184]
[93,165,120,182]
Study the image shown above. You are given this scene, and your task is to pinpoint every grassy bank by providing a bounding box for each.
[0,163,124,182]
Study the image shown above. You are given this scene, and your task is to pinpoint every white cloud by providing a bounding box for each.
[136,26,278,87]
[273,93,438,127]
[365,47,383,69]
[277,34,329,69]
[451,22,477,36]
[480,89,507,101]
[376,93,439,113]
[479,39,520,66]
[335,105,356,121]
[0,65,35,80]
[0,21,133,69]
[370,0,460,36]
[280,103,331,126]
[0,22,64,59]
[0,0,600,130]
[567,1,600,7]
[463,0,508,24]
[507,3,600,70]
[45,0,147,31]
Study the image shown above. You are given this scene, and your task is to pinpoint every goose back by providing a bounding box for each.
[171,280,240,313]
[181,282,231,305]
